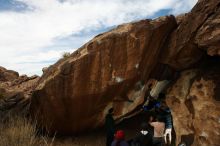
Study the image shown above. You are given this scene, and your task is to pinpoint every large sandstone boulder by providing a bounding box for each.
[30,1,220,145]
[160,0,220,69]
[30,16,177,134]
[166,64,220,146]
[195,3,220,56]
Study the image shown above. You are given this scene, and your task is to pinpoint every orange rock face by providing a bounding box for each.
[30,16,177,134]
[195,3,220,56]
[29,1,220,146]
[166,66,220,146]
[160,0,220,69]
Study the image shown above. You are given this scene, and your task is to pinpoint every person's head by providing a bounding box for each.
[140,122,149,131]
[154,116,159,122]
[108,108,114,114]
[154,115,164,122]
[155,105,166,116]
[115,130,125,141]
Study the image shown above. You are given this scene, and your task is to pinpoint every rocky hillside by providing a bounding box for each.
[0,66,39,115]
[0,0,219,145]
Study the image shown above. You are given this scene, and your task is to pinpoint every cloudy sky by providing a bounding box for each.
[0,0,197,76]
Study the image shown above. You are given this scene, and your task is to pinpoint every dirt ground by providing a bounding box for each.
[53,112,151,146]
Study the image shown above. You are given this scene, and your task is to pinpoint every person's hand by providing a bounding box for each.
[164,128,172,144]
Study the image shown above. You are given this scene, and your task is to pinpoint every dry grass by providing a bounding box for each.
[0,114,53,146]
[0,113,106,146]
[53,132,105,146]
[0,111,141,146]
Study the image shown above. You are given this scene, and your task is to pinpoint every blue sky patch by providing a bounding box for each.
[0,0,29,12]
[50,26,117,51]
[151,9,172,18]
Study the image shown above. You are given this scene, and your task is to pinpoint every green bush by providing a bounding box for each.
[62,52,71,58]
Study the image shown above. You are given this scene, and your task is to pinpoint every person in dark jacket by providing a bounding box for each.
[155,96,174,146]
[143,92,174,146]
[111,130,129,146]
[105,108,115,146]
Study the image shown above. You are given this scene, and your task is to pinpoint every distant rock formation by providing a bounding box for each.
[0,66,19,82]
[0,66,39,115]
[7,0,218,145]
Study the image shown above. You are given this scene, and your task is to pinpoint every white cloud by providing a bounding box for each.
[171,0,198,15]
[0,0,197,75]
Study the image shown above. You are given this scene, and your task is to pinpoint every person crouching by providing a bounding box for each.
[111,130,129,146]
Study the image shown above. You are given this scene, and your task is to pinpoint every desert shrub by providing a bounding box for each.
[0,115,53,146]
[62,52,71,58]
